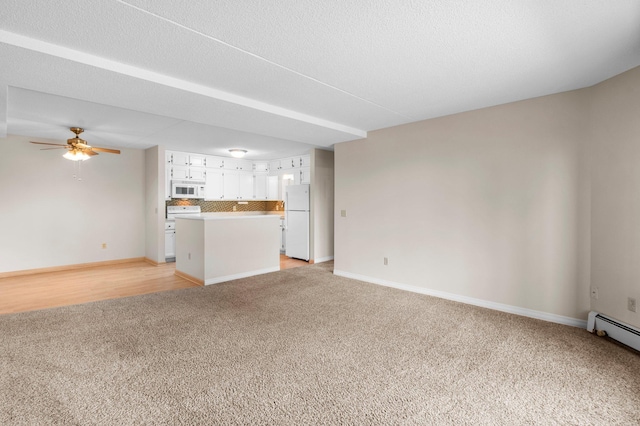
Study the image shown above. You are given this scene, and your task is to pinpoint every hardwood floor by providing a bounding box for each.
[0,255,310,315]
[279,254,309,270]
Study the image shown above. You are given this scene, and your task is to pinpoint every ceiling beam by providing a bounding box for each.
[0,30,367,140]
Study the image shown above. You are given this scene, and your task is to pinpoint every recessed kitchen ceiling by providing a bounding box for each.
[1,0,639,158]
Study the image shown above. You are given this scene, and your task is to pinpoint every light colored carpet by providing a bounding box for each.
[1,262,639,425]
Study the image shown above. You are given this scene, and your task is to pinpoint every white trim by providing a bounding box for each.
[333,269,587,328]
[204,266,279,285]
[314,256,334,264]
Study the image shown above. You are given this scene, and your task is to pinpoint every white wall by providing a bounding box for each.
[589,66,640,328]
[144,145,166,264]
[310,148,334,262]
[0,134,146,273]
[335,90,591,322]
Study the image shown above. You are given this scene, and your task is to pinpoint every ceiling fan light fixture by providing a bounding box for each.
[229,149,247,158]
[63,149,90,161]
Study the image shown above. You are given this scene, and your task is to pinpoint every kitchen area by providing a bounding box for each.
[162,149,320,285]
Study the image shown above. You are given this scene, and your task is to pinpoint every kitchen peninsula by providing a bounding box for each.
[174,214,280,285]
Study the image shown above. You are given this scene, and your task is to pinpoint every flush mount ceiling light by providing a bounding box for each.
[229,149,247,158]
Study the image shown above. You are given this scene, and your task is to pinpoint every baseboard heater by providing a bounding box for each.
[587,311,640,352]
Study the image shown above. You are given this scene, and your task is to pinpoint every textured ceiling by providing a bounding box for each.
[1,0,639,159]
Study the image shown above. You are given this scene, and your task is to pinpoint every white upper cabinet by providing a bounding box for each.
[223,171,240,200]
[253,162,269,173]
[167,151,206,167]
[224,159,252,171]
[222,171,253,200]
[169,151,190,166]
[238,173,254,199]
[268,175,279,200]
[254,173,268,200]
[204,169,224,200]
[301,168,311,184]
[168,165,206,182]
[269,160,282,174]
[283,157,296,169]
[205,155,225,169]
[189,167,206,181]
[166,150,311,200]
[189,154,206,167]
[170,165,190,180]
[270,157,296,171]
[274,155,309,170]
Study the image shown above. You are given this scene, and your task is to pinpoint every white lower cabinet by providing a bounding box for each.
[165,230,175,258]
[165,222,176,259]
[280,218,286,252]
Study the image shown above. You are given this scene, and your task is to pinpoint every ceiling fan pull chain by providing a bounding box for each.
[71,159,83,181]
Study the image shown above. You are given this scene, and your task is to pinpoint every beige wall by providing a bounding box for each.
[144,145,166,263]
[335,90,591,322]
[310,149,335,262]
[0,134,146,273]
[589,66,640,328]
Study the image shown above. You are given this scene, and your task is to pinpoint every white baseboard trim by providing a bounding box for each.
[314,256,334,264]
[205,266,280,285]
[333,269,587,329]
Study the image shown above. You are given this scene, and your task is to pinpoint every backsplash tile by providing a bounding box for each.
[166,199,284,213]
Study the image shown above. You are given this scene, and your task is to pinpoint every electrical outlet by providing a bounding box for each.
[188,253,191,260]
[629,297,637,313]
[590,286,599,300]
[233,205,237,211]
[341,210,347,217]
[102,243,107,249]
[384,257,388,266]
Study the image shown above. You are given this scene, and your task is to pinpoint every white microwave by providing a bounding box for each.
[171,180,205,199]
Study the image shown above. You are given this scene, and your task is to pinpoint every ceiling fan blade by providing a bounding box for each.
[85,150,99,156]
[40,147,68,150]
[75,142,90,149]
[91,147,121,154]
[30,141,67,147]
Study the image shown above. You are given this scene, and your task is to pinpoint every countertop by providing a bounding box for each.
[168,212,284,221]
[175,214,281,221]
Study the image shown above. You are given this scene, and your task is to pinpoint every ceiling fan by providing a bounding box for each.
[30,127,121,161]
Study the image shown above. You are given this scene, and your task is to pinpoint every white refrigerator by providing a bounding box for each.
[285,184,310,261]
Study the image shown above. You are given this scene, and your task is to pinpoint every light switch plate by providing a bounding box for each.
[341,209,347,217]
